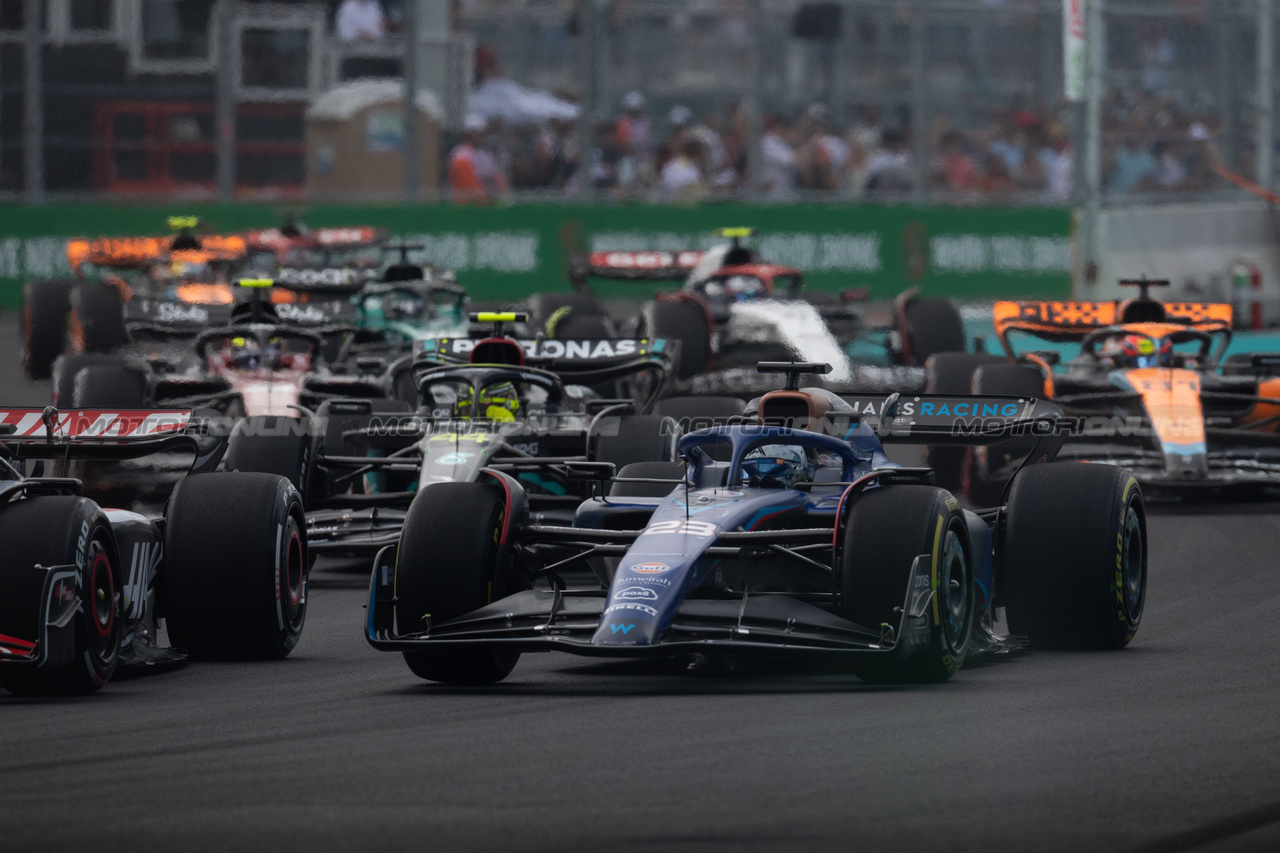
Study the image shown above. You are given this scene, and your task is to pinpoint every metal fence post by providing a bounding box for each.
[23,0,43,203]
[1259,0,1274,190]
[910,6,928,201]
[747,0,763,199]
[1215,14,1234,168]
[216,0,236,203]
[1081,0,1104,288]
[403,0,420,201]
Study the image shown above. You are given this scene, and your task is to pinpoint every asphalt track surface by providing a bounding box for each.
[1,310,1279,853]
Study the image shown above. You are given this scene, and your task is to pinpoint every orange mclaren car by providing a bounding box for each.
[930,279,1280,500]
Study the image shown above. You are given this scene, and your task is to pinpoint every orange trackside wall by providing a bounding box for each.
[1125,368,1207,449]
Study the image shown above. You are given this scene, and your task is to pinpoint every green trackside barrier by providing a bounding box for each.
[0,202,1072,310]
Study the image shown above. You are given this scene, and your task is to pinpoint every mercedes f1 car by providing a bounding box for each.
[258,313,683,558]
[527,228,966,397]
[931,279,1280,500]
[0,406,309,695]
[367,361,1147,685]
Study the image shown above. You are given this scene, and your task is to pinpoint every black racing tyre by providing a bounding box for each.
[527,292,607,330]
[653,395,745,420]
[395,483,520,684]
[70,364,147,409]
[923,352,1005,492]
[593,414,677,470]
[901,297,966,366]
[52,353,131,408]
[225,415,317,499]
[965,363,1045,507]
[22,279,74,380]
[392,366,419,407]
[0,497,121,695]
[646,300,711,379]
[321,398,412,457]
[162,473,308,659]
[610,460,686,498]
[72,283,128,354]
[548,311,613,339]
[1002,464,1146,650]
[840,486,973,684]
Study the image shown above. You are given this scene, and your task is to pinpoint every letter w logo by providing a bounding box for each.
[610,624,634,635]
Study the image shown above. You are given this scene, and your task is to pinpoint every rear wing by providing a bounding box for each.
[1,408,189,440]
[0,408,226,470]
[421,335,675,366]
[579,250,703,281]
[123,298,235,330]
[247,226,388,251]
[993,300,1233,340]
[416,336,680,397]
[274,266,380,292]
[838,393,1066,447]
[66,234,248,269]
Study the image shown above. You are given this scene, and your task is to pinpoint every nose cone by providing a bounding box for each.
[592,603,663,645]
[592,558,684,646]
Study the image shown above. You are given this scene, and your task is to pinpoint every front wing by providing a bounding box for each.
[366,546,939,660]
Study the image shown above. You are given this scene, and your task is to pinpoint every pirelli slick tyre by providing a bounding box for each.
[71,283,128,354]
[593,415,678,470]
[395,483,520,685]
[162,473,308,660]
[70,364,148,409]
[1002,464,1146,650]
[966,363,1045,507]
[901,297,965,366]
[840,486,974,684]
[653,395,745,425]
[0,497,121,695]
[22,279,74,380]
[52,353,130,409]
[527,293,608,335]
[923,352,1005,493]
[646,300,711,379]
[224,416,318,500]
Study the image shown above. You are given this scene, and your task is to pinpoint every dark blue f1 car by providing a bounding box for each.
[367,362,1148,684]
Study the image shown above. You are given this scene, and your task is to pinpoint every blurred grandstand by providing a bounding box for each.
[0,0,1273,205]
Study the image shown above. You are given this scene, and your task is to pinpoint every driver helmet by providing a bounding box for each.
[230,335,282,370]
[1100,333,1173,369]
[455,380,521,422]
[724,274,766,303]
[740,444,809,489]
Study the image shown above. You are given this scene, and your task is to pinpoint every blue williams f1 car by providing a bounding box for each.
[367,363,1148,684]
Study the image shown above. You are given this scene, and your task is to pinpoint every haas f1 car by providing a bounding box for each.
[932,279,1280,500]
[367,362,1147,685]
[0,406,309,695]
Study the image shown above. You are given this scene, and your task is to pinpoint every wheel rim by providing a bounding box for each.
[940,523,969,649]
[1122,502,1145,623]
[87,542,116,664]
[283,521,306,630]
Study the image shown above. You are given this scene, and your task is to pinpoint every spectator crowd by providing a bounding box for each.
[328,2,1233,205]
